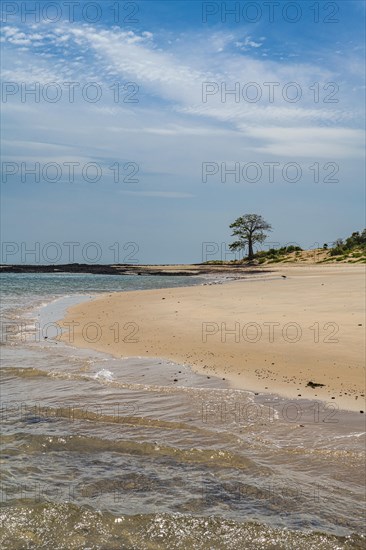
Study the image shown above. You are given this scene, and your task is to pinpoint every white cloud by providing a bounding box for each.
[1,21,364,165]
[244,127,365,158]
[235,36,264,50]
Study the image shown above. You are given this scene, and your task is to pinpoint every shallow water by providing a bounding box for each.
[0,273,365,549]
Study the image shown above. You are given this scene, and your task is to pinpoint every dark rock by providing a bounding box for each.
[306,381,325,388]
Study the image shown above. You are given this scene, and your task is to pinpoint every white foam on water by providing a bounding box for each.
[331,431,366,440]
[93,369,114,381]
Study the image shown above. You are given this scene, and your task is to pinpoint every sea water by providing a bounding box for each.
[0,273,365,549]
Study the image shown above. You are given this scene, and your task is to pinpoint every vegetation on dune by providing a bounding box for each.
[203,218,366,265]
[328,230,366,257]
[254,245,302,263]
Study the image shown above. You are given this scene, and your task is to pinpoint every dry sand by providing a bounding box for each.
[59,265,365,412]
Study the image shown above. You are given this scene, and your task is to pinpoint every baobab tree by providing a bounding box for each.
[229,214,272,260]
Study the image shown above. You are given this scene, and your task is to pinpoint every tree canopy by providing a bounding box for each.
[229,214,272,260]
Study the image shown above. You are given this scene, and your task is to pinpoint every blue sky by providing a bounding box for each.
[1,0,365,264]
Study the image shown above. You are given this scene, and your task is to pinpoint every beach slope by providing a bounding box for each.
[60,265,365,412]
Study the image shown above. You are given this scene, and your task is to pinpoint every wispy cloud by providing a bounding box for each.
[1,7,364,262]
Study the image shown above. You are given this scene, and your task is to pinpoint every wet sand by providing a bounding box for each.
[59,265,365,412]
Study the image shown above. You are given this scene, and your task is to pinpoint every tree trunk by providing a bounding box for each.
[248,237,254,260]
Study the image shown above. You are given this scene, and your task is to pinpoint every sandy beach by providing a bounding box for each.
[59,265,365,412]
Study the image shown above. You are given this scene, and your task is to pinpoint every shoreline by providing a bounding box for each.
[38,290,362,426]
[1,260,363,277]
[0,263,271,276]
[58,265,365,413]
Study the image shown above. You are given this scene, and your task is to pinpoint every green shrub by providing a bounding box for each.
[285,245,302,253]
[254,245,302,260]
[330,246,346,256]
[329,230,366,256]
